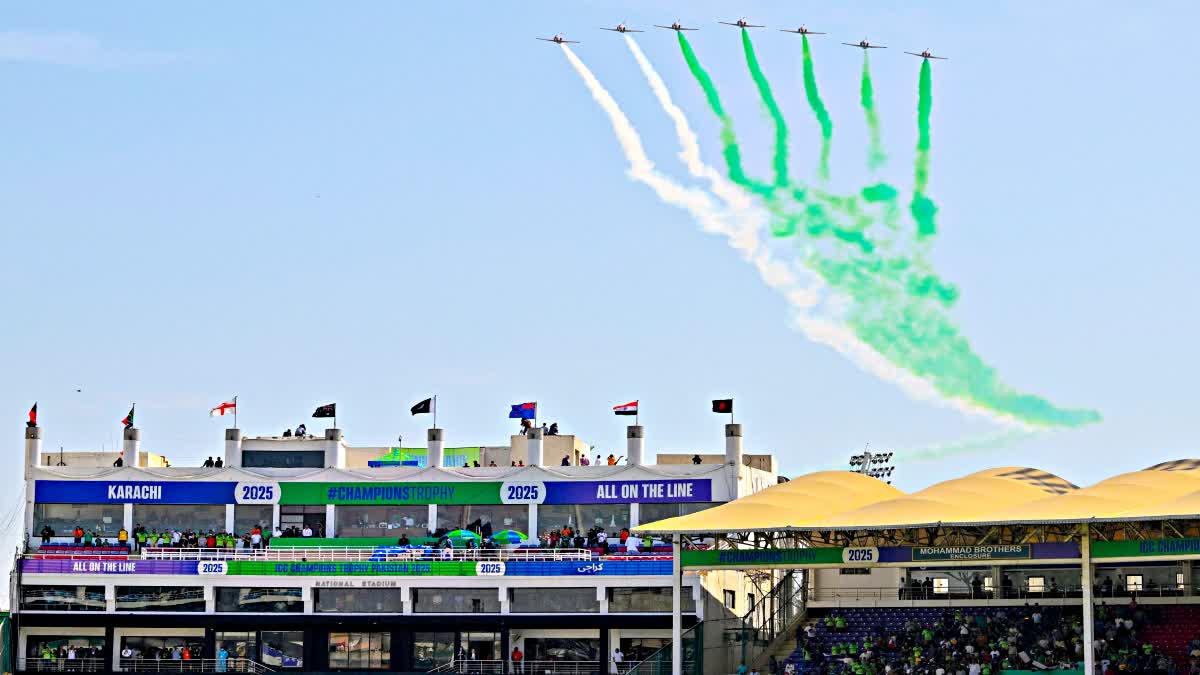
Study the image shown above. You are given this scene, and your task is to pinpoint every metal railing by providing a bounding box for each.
[136,546,597,562]
[19,657,271,672]
[815,583,1198,601]
[20,657,105,672]
[623,624,703,675]
[430,659,602,673]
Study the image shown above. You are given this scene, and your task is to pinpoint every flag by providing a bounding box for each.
[411,398,433,415]
[210,400,237,417]
[27,402,37,428]
[613,401,638,416]
[509,402,537,419]
[122,404,136,428]
[312,403,336,418]
[712,399,733,414]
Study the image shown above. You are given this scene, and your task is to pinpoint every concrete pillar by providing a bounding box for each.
[325,504,336,537]
[1082,527,1095,675]
[24,425,42,478]
[672,539,683,675]
[224,429,243,468]
[527,428,544,467]
[724,424,743,479]
[324,428,345,468]
[122,427,141,466]
[626,426,645,466]
[224,505,235,535]
[527,504,538,544]
[427,428,445,469]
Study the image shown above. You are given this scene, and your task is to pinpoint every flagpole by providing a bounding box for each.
[233,395,238,429]
[434,395,438,429]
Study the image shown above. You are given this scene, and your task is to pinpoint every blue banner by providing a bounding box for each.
[543,479,712,504]
[34,480,237,504]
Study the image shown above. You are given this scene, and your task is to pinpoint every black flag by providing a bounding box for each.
[312,403,336,418]
[711,399,733,414]
[411,398,433,416]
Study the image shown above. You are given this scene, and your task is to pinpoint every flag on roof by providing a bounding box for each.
[509,402,537,419]
[122,404,135,428]
[27,402,37,428]
[411,398,433,416]
[613,401,638,416]
[210,400,237,417]
[312,403,336,418]
[711,399,733,414]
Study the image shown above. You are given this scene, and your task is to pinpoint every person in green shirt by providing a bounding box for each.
[847,642,858,656]
[825,615,835,630]
[83,531,93,545]
[835,616,847,632]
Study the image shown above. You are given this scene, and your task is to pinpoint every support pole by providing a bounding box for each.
[672,539,683,675]
[1082,526,1094,674]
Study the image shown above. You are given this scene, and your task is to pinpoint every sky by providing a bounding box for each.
[1,1,1198,559]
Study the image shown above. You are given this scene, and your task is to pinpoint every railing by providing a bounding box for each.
[19,657,271,672]
[20,657,105,672]
[813,583,1198,601]
[137,546,597,562]
[623,624,703,675]
[430,660,601,674]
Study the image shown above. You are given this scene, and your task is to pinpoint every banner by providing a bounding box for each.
[23,559,201,574]
[1092,537,1200,559]
[499,479,713,505]
[227,561,478,576]
[34,481,238,505]
[682,548,845,568]
[280,482,501,505]
[910,545,1031,561]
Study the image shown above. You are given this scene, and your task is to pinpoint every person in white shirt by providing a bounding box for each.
[302,525,313,538]
[611,648,623,673]
[171,530,182,545]
[67,648,76,660]
[250,531,262,549]
[625,538,639,554]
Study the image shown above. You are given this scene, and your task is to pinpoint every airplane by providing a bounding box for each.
[842,39,886,49]
[602,23,643,33]
[654,21,699,31]
[719,17,765,29]
[905,49,948,60]
[780,26,826,35]
[537,33,580,44]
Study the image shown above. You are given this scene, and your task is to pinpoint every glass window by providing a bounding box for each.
[315,588,403,613]
[723,590,736,609]
[638,502,721,525]
[609,587,695,613]
[33,503,124,537]
[461,632,501,660]
[933,578,950,595]
[216,632,256,660]
[412,632,454,672]
[413,587,500,613]
[1126,575,1143,592]
[336,505,430,538]
[523,638,599,662]
[620,638,667,664]
[115,586,205,612]
[261,631,304,668]
[279,505,326,537]
[216,587,304,612]
[234,504,273,535]
[537,503,630,535]
[1026,576,1046,593]
[119,635,203,664]
[435,504,528,536]
[20,585,105,611]
[242,449,325,468]
[131,504,225,533]
[984,576,994,593]
[328,632,390,670]
[510,588,599,613]
[25,636,105,663]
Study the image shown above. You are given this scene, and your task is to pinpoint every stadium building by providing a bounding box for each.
[12,421,780,674]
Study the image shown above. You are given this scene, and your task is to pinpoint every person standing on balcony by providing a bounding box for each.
[611,647,623,674]
[511,645,523,673]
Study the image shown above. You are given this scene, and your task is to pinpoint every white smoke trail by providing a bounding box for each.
[616,40,1026,428]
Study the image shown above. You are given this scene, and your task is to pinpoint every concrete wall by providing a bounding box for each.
[511,435,590,466]
[39,451,167,468]
[657,453,778,474]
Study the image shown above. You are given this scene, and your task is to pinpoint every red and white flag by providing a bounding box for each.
[613,401,638,416]
[210,400,237,417]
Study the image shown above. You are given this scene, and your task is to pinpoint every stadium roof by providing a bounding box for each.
[635,460,1200,534]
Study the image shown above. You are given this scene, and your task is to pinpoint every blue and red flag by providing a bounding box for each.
[509,402,537,419]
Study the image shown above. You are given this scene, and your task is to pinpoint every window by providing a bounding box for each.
[242,449,325,468]
[984,576,994,593]
[132,504,225,533]
[747,593,755,611]
[261,631,304,668]
[337,504,430,538]
[1178,572,1186,591]
[33,503,124,537]
[120,635,203,663]
[620,638,667,664]
[115,586,204,612]
[510,588,599,613]
[1027,576,1046,593]
[538,503,630,534]
[523,638,599,662]
[234,504,273,535]
[216,632,256,660]
[315,588,403,613]
[638,502,722,524]
[435,504,528,536]
[1126,575,1144,592]
[21,585,105,611]
[723,590,736,609]
[412,632,454,672]
[279,505,326,536]
[839,568,871,575]
[25,636,105,661]
[328,632,390,670]
[216,587,304,612]
[932,578,950,595]
[412,587,500,613]
[609,587,696,613]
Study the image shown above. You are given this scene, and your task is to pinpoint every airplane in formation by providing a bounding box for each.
[537,34,579,44]
[843,39,886,49]
[719,17,765,29]
[654,21,698,31]
[601,23,642,33]
[780,26,825,35]
[905,49,947,60]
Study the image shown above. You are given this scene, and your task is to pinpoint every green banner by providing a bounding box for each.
[1092,537,1200,559]
[226,560,478,576]
[682,548,844,568]
[911,545,1030,561]
[279,482,501,505]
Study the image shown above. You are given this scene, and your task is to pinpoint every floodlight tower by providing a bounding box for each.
[848,444,896,484]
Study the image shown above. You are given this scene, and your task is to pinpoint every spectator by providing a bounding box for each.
[561,456,571,466]
[203,457,215,467]
[72,525,84,544]
[296,424,307,436]
[548,422,559,435]
[113,456,124,467]
[612,647,623,673]
[518,460,525,467]
[283,428,292,437]
[489,460,497,467]
[581,455,590,466]
[520,418,532,435]
[301,524,313,538]
[691,454,702,464]
[39,525,54,544]
[607,454,617,466]
[596,454,603,465]
[118,527,129,548]
[541,423,548,435]
[214,457,224,467]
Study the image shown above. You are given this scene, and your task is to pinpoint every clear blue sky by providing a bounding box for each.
[1,0,1196,513]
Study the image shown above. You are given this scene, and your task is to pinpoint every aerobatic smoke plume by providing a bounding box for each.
[800,35,834,181]
[859,52,887,170]
[740,29,790,189]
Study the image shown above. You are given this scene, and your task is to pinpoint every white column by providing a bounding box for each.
[527,504,538,544]
[204,585,216,614]
[224,429,243,468]
[402,587,413,615]
[630,503,641,529]
[272,503,282,533]
[428,504,438,536]
[672,540,683,675]
[324,428,345,468]
[24,425,42,478]
[1082,527,1095,675]
[224,505,235,535]
[303,587,314,614]
[123,504,134,536]
[105,585,116,612]
[325,504,336,537]
[122,428,141,466]
[499,587,510,614]
[526,428,544,467]
[428,428,445,469]
[724,424,743,467]
[626,426,645,466]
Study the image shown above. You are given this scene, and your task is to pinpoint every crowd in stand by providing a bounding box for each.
[33,643,102,666]
[539,526,657,552]
[789,600,1178,674]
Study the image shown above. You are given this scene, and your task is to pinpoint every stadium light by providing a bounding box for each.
[847,444,897,484]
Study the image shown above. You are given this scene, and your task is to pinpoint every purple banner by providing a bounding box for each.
[544,479,712,504]
[878,542,1080,564]
[23,559,201,575]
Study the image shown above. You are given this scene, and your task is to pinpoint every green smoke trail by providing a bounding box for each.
[859,52,887,170]
[740,29,789,188]
[911,58,937,238]
[800,35,833,181]
[900,430,1036,463]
